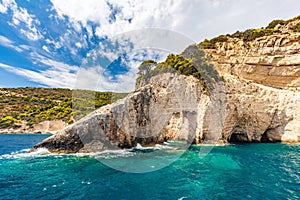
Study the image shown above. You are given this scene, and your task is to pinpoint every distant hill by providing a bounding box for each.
[0,87,127,130]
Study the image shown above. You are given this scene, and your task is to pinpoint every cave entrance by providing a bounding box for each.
[229,131,249,143]
[261,128,282,143]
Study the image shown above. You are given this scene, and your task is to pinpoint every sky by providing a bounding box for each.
[0,0,300,92]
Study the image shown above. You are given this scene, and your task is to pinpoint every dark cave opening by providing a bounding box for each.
[228,131,250,143]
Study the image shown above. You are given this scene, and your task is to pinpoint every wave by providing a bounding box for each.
[0,148,50,160]
[0,143,180,160]
[90,150,136,159]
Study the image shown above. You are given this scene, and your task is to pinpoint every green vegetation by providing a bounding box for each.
[136,55,195,86]
[140,60,157,65]
[0,88,127,128]
[0,116,22,128]
[234,28,278,42]
[136,45,221,94]
[200,35,228,49]
[200,28,278,49]
[266,20,287,29]
[200,15,300,49]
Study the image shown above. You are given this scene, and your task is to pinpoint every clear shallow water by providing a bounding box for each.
[0,135,299,200]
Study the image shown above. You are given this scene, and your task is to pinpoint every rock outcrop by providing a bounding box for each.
[32,17,300,153]
[0,120,67,134]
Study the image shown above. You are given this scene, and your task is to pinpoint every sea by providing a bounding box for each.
[0,134,299,200]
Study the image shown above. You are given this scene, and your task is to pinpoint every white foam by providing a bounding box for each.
[154,144,177,150]
[29,148,50,155]
[0,143,179,160]
[0,148,50,160]
[134,143,177,151]
[90,149,135,159]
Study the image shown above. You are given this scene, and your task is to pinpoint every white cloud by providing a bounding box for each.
[0,51,82,89]
[45,38,62,49]
[19,44,31,51]
[29,52,79,72]
[20,27,41,41]
[74,66,136,92]
[50,0,300,42]
[75,42,82,48]
[0,62,76,88]
[42,45,50,53]
[0,2,7,13]
[51,0,110,24]
[0,35,14,46]
[2,0,43,41]
[0,35,22,52]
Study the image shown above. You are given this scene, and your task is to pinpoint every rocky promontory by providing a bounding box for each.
[32,16,300,153]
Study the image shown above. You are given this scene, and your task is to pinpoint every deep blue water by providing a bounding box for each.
[0,134,299,200]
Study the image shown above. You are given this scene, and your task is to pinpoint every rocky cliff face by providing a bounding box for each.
[33,73,216,153]
[205,19,300,89]
[201,18,300,143]
[222,76,300,143]
[32,17,300,153]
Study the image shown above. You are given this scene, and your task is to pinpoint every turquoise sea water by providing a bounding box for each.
[0,134,299,200]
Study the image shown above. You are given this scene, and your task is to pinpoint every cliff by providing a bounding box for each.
[32,16,300,153]
[201,16,300,143]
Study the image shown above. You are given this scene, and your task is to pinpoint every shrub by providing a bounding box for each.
[0,116,21,128]
[136,45,220,95]
[200,18,290,48]
[267,20,286,29]
[200,35,228,49]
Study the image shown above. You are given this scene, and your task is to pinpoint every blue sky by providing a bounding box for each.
[0,0,300,92]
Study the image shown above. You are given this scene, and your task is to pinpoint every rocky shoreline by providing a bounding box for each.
[0,120,67,134]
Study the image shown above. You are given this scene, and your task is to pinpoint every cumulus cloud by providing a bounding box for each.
[78,28,193,92]
[50,0,300,42]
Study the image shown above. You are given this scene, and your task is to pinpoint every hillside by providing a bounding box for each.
[0,87,127,132]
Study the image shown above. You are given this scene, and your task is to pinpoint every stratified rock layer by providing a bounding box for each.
[205,25,300,89]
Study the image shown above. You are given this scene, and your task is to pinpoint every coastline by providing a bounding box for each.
[0,120,66,135]
[0,131,55,134]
